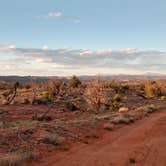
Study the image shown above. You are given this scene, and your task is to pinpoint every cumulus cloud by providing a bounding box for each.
[47,11,80,23]
[0,44,166,76]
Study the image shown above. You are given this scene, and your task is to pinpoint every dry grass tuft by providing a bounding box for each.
[0,152,37,166]
[40,134,65,146]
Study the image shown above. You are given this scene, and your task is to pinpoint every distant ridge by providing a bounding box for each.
[0,76,67,83]
[0,74,165,83]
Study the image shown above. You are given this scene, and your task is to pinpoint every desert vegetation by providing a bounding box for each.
[0,76,166,165]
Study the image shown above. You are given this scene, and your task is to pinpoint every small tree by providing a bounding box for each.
[6,82,19,104]
[68,75,81,88]
[34,80,66,121]
[84,78,112,112]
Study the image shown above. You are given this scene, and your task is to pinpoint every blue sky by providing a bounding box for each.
[0,0,166,76]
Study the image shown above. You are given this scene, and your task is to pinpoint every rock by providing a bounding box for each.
[161,96,166,100]
[111,115,130,124]
[119,107,129,113]
[103,123,113,131]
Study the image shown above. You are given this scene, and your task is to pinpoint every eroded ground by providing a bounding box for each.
[0,101,166,166]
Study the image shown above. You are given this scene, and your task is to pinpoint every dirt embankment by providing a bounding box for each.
[31,109,166,166]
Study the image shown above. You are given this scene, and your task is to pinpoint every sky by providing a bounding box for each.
[0,0,166,76]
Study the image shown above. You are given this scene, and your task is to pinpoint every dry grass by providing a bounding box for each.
[103,124,113,131]
[0,120,40,129]
[0,152,37,166]
[40,134,65,146]
[0,153,24,166]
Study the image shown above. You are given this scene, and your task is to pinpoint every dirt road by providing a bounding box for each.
[32,110,166,166]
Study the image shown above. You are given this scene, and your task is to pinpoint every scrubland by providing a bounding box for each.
[0,76,166,166]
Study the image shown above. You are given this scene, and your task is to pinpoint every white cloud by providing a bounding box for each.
[119,48,137,54]
[0,44,166,76]
[48,12,63,18]
[79,50,93,56]
[47,11,80,23]
[0,44,16,51]
[42,45,48,50]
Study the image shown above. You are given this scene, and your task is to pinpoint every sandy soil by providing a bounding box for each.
[31,109,166,166]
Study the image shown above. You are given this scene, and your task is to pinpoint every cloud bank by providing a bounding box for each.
[0,44,166,76]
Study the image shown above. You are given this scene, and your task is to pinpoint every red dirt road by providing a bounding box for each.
[32,110,166,166]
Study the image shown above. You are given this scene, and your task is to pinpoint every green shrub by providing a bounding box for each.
[68,76,81,88]
[65,101,77,111]
[119,84,129,93]
[112,101,123,111]
[129,158,136,164]
[113,94,121,102]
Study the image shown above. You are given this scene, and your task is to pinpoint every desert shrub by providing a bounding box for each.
[85,133,99,139]
[40,91,52,102]
[1,120,39,129]
[68,75,81,88]
[111,94,123,111]
[129,158,136,164]
[24,83,32,89]
[108,81,120,93]
[84,78,112,112]
[161,96,166,100]
[0,152,37,166]
[119,83,129,93]
[33,98,51,105]
[41,134,65,146]
[17,97,30,104]
[45,81,55,98]
[52,80,64,96]
[156,80,166,96]
[1,82,19,105]
[44,95,52,102]
[23,98,30,104]
[113,94,121,102]
[144,81,161,98]
[21,151,38,160]
[1,122,13,129]
[137,104,157,114]
[0,81,5,89]
[0,154,23,166]
[112,101,123,111]
[41,80,63,99]
[0,81,14,90]
[65,101,77,111]
[2,90,13,98]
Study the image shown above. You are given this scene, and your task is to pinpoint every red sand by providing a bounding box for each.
[31,109,166,166]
